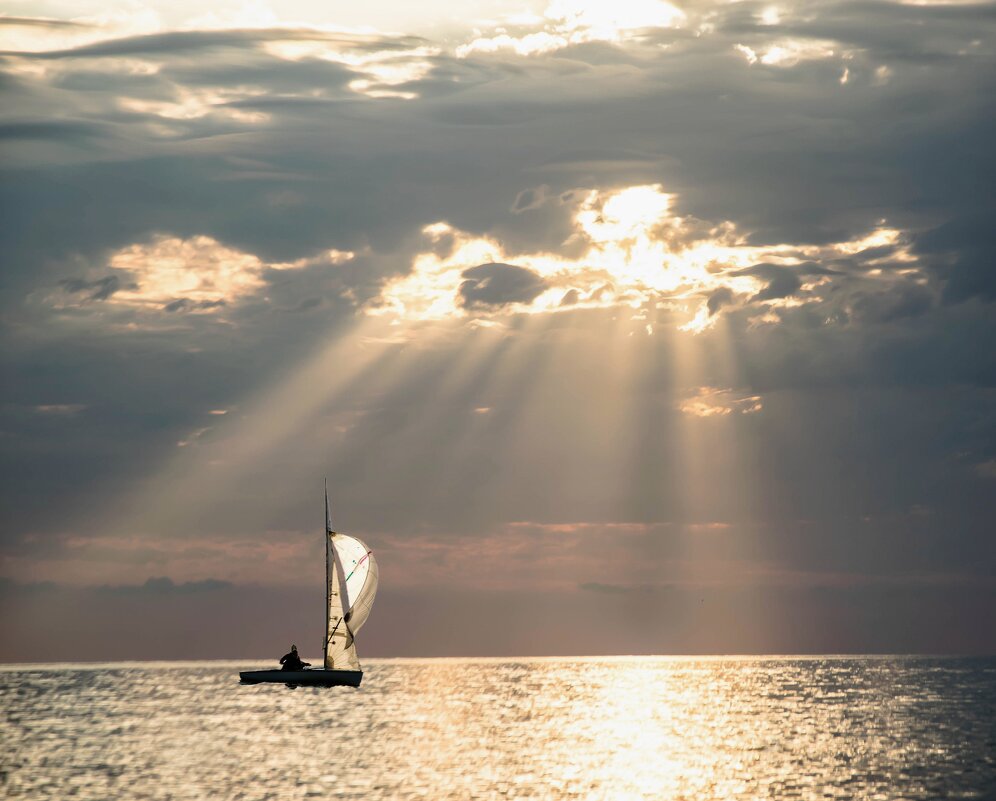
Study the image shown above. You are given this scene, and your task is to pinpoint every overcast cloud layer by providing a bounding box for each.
[1,0,994,660]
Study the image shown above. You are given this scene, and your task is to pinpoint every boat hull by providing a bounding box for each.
[239,669,362,687]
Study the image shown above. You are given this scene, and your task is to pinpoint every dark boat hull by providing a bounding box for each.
[239,669,362,687]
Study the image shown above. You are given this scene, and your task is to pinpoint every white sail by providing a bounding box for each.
[335,533,379,634]
[324,486,378,671]
[326,531,361,670]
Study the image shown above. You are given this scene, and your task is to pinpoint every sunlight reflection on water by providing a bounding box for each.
[2,657,995,800]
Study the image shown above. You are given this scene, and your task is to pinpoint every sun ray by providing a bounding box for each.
[102,315,405,546]
[325,321,515,532]
[434,312,571,522]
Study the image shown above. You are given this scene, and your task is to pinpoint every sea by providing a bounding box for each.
[2,656,995,800]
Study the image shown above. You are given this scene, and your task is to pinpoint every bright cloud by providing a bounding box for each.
[106,235,264,310]
[735,38,839,67]
[457,0,684,56]
[678,387,763,418]
[546,0,685,36]
[119,87,269,123]
[0,9,160,54]
[263,38,439,99]
[52,236,352,314]
[371,184,920,330]
[49,186,921,331]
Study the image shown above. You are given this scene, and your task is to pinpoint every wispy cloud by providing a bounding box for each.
[33,404,87,415]
[678,388,763,418]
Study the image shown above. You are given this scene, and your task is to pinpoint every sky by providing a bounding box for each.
[1,0,994,661]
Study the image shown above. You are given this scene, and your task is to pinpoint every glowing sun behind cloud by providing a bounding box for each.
[371,184,918,332]
[458,0,686,56]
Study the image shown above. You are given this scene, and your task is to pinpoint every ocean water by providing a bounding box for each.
[2,657,995,800]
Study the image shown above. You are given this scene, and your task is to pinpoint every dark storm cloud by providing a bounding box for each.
[459,262,548,309]
[915,214,996,303]
[512,187,543,212]
[1,0,995,657]
[58,275,123,301]
[736,264,803,302]
[706,287,734,316]
[162,298,227,312]
[847,283,934,323]
[730,261,843,304]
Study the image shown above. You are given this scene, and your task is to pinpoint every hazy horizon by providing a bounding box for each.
[2,0,994,661]
[5,653,994,667]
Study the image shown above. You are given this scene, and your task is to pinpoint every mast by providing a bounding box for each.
[324,478,331,666]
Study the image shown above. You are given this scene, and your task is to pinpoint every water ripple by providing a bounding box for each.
[2,657,995,800]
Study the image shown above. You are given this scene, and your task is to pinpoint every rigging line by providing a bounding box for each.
[344,551,373,583]
[327,617,354,649]
[327,616,344,644]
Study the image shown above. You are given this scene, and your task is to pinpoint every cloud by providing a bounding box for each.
[736,264,803,302]
[33,404,86,415]
[706,287,734,316]
[0,576,57,595]
[0,15,102,54]
[0,120,107,141]
[976,461,996,480]
[915,214,996,303]
[0,17,92,30]
[5,25,439,101]
[457,0,685,56]
[459,262,548,309]
[847,283,933,323]
[175,426,212,447]
[61,235,264,312]
[734,38,838,67]
[512,185,547,213]
[58,275,123,301]
[678,387,763,418]
[372,184,924,330]
[49,235,355,320]
[12,29,320,59]
[97,576,233,594]
[163,298,227,313]
[580,581,661,594]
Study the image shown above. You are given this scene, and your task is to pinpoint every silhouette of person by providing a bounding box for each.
[279,645,310,671]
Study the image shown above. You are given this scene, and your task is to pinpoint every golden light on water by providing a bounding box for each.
[5,657,984,800]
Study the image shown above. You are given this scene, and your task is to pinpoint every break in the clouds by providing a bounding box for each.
[372,185,917,330]
[1,0,994,659]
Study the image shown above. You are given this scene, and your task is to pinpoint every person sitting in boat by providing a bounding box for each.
[279,645,310,671]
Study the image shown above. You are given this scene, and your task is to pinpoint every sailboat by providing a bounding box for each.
[240,483,379,687]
